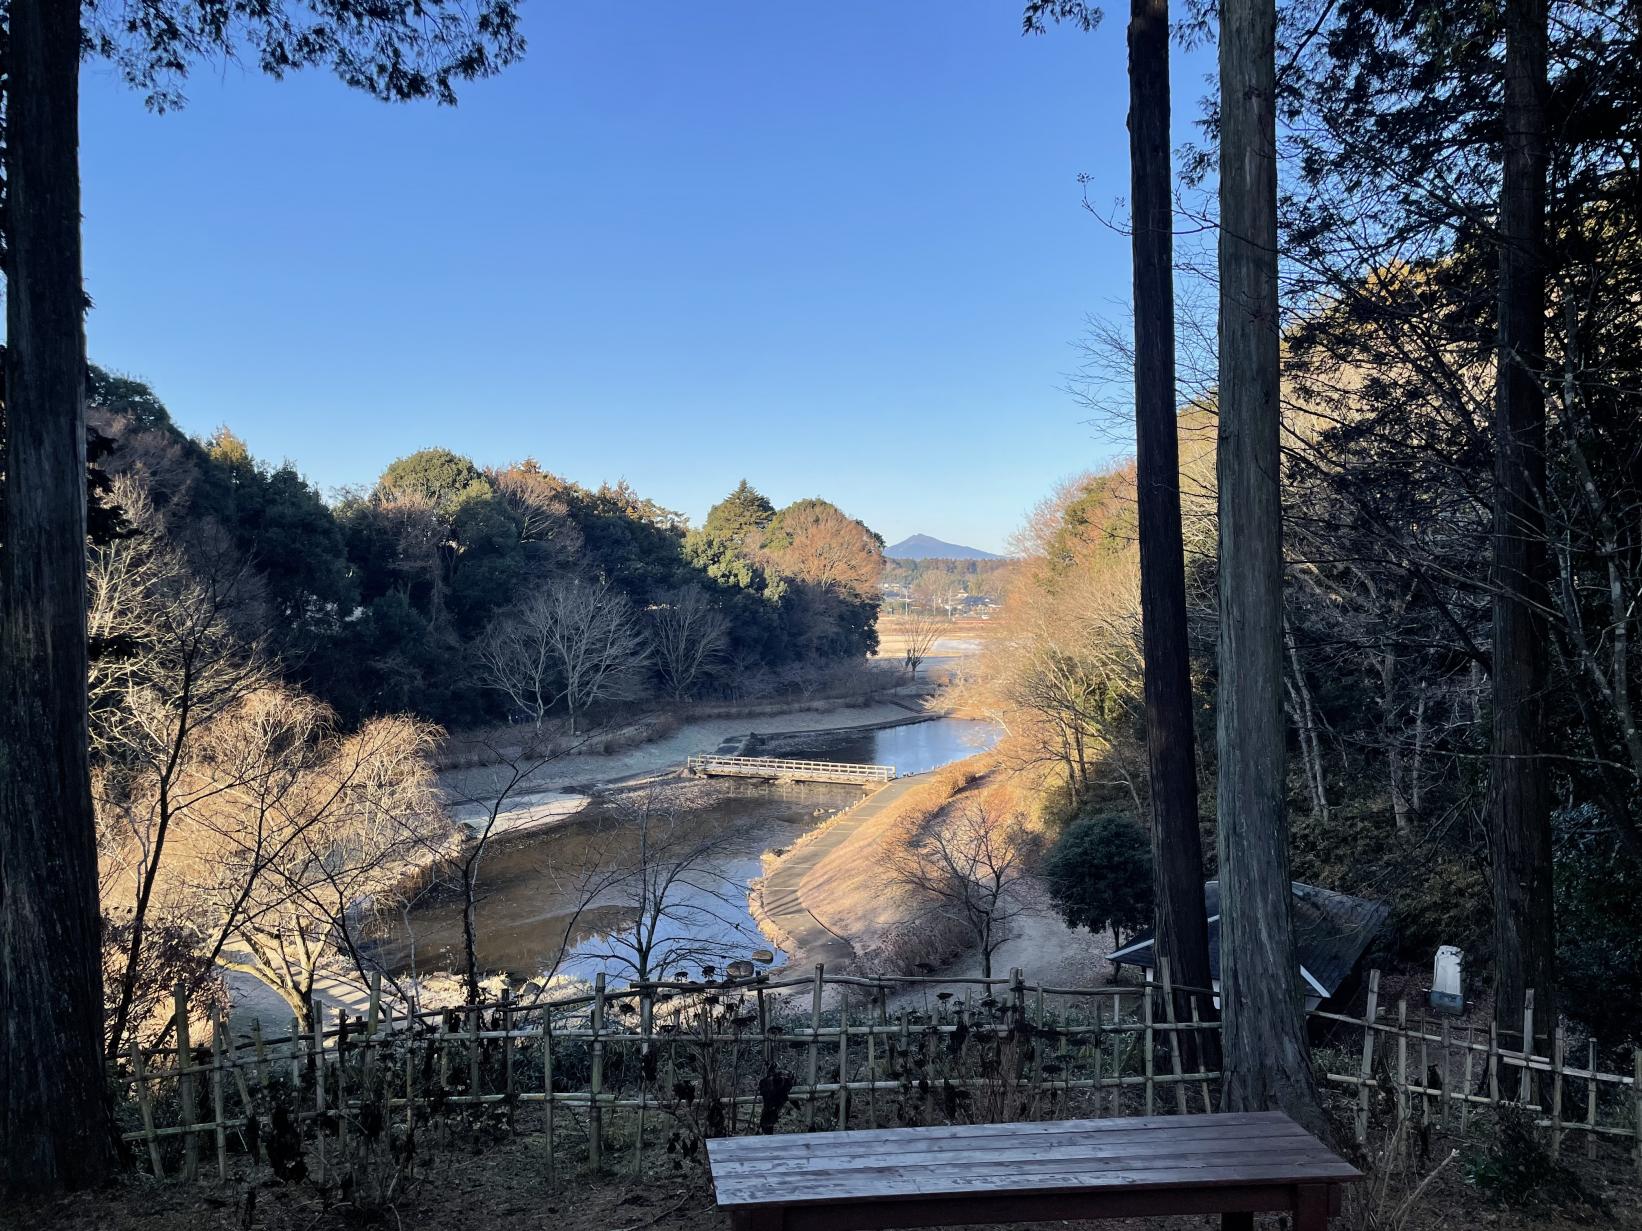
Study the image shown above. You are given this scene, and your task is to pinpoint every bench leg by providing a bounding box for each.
[1221,1216,1253,1231]
[1295,1183,1332,1229]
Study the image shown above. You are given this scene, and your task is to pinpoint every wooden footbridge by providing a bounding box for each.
[684,754,895,786]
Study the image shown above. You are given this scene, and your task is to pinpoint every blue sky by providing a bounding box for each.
[80,2,1214,555]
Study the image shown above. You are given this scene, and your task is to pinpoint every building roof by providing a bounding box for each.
[1108,880,1389,999]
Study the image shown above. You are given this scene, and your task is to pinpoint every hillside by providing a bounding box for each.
[885,533,1000,560]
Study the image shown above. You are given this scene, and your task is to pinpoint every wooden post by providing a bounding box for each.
[808,964,824,1130]
[1158,957,1187,1116]
[129,1040,164,1178]
[1142,969,1156,1117]
[1355,969,1380,1145]
[589,972,606,1171]
[210,1015,228,1180]
[175,983,199,1181]
[1519,988,1536,1106]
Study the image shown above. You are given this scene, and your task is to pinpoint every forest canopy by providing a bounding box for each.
[85,368,885,729]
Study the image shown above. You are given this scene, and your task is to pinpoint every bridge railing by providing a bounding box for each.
[685,754,894,783]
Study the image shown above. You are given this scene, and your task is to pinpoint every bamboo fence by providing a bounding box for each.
[114,965,1641,1186]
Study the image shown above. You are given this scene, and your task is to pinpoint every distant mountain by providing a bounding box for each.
[885,534,1001,561]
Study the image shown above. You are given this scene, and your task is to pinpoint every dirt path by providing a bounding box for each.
[756,776,922,967]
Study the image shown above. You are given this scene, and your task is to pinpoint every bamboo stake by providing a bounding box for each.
[1460,1023,1475,1134]
[129,1040,164,1178]
[808,964,823,1130]
[1520,989,1536,1106]
[336,1010,349,1169]
[635,988,652,1176]
[288,1015,301,1092]
[1091,997,1103,1119]
[252,1019,267,1088]
[467,1003,481,1112]
[1418,1012,1431,1123]
[543,1009,555,1190]
[1440,1018,1452,1129]
[1190,996,1213,1113]
[837,984,850,1129]
[211,1015,228,1179]
[589,972,605,1171]
[1356,970,1380,1145]
[1396,998,1409,1125]
[502,988,516,1113]
[1551,1026,1566,1155]
[1142,969,1155,1117]
[1585,1039,1598,1162]
[865,999,877,1130]
[1488,1021,1501,1109]
[1157,958,1187,1116]
[365,973,382,1088]
[1633,1048,1640,1178]
[175,983,199,1181]
[312,999,327,1185]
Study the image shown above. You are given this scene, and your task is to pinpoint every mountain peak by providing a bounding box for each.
[886,534,1000,560]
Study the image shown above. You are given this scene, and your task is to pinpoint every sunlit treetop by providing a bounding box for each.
[83,0,525,110]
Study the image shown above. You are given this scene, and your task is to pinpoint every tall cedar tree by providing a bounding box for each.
[1215,0,1326,1129]
[1126,0,1215,1051]
[0,0,521,1195]
[1491,0,1557,1052]
[0,0,114,1190]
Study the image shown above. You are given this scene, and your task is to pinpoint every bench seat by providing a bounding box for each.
[707,1111,1359,1230]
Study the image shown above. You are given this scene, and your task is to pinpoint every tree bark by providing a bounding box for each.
[1215,0,1325,1132]
[0,0,117,1191]
[1490,0,1557,1057]
[1127,0,1215,1061]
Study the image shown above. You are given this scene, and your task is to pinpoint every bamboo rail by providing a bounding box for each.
[113,969,1642,1187]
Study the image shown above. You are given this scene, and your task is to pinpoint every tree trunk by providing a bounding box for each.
[0,0,116,1192]
[1214,0,1325,1133]
[1491,0,1557,1059]
[1127,0,1216,1064]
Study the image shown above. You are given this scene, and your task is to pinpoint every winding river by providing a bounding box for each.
[377,716,999,985]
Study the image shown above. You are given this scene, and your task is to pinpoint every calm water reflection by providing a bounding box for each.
[379,717,1000,985]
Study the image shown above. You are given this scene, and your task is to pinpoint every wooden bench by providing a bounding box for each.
[707,1111,1359,1231]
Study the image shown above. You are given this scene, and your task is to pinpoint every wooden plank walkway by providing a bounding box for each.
[686,754,895,785]
[708,1112,1360,1230]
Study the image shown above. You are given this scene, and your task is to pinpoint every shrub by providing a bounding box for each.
[1042,811,1153,948]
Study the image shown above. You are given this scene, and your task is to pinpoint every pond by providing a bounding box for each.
[375,716,1001,988]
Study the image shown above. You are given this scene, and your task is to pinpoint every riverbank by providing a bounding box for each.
[756,753,1117,990]
[439,694,937,839]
